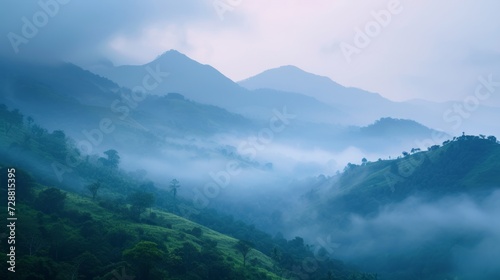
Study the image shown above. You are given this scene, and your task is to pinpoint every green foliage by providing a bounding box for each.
[0,104,23,135]
[86,181,101,200]
[190,226,203,238]
[123,241,165,279]
[35,188,67,214]
[128,191,155,220]
[234,240,254,268]
[0,109,368,280]
[99,149,120,169]
[306,135,500,279]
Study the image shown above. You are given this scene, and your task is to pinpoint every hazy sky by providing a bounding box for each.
[1,0,499,102]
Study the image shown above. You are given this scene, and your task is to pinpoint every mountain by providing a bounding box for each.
[286,135,500,280]
[238,65,397,123]
[92,50,500,137]
[239,65,388,108]
[87,50,346,124]
[313,135,500,217]
[0,57,454,191]
[89,50,247,108]
[0,58,257,156]
[0,113,370,280]
[350,117,449,154]
[238,65,500,137]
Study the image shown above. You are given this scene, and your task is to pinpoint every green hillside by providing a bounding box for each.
[314,134,500,218]
[297,134,500,280]
[0,185,282,280]
[0,105,373,279]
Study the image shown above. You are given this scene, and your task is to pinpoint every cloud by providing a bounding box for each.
[1,0,499,103]
[0,0,212,63]
[307,191,500,278]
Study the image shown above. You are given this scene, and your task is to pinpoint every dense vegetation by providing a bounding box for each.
[321,133,500,217]
[0,105,375,279]
[300,133,500,280]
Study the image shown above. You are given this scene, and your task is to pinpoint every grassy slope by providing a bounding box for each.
[0,111,281,279]
[317,135,500,218]
[1,184,282,279]
[64,190,279,277]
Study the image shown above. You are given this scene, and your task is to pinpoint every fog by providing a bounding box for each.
[287,191,500,279]
[116,128,399,202]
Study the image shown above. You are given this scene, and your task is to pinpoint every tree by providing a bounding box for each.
[86,182,101,200]
[361,158,368,166]
[2,107,23,135]
[128,192,155,219]
[344,163,357,172]
[100,149,120,168]
[35,188,67,214]
[123,241,164,280]
[31,124,47,139]
[169,179,180,200]
[488,135,497,143]
[48,130,67,160]
[234,240,253,268]
[26,116,34,127]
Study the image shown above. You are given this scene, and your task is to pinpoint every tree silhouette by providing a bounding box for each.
[86,182,101,200]
[128,191,155,219]
[169,179,180,200]
[234,240,253,268]
[100,149,120,168]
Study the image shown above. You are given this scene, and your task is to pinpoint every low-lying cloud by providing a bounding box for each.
[307,191,500,279]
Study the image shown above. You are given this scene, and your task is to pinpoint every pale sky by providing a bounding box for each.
[1,0,499,103]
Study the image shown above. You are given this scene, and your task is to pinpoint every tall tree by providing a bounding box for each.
[169,179,181,200]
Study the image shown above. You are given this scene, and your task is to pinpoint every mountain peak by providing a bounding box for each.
[242,65,332,83]
[238,65,344,96]
[152,49,191,64]
[274,65,305,72]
